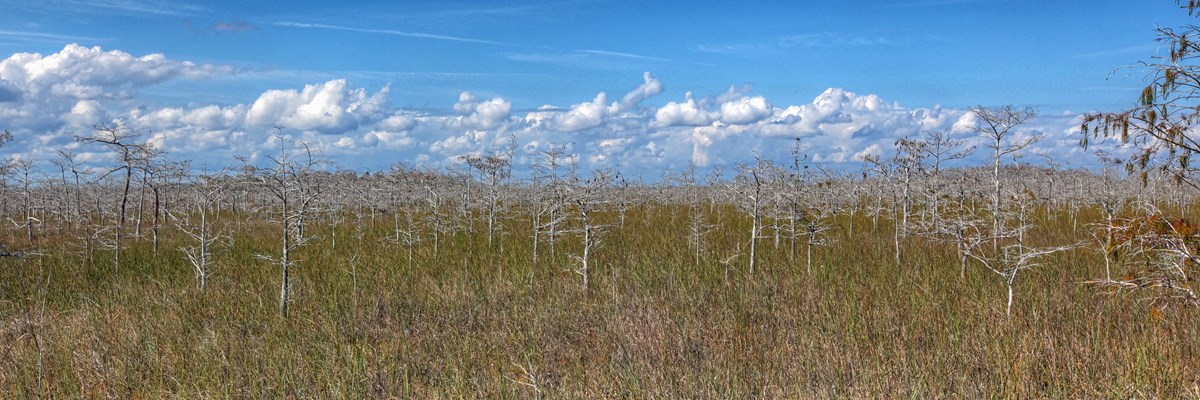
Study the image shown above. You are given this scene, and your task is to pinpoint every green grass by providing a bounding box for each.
[1,204,1198,398]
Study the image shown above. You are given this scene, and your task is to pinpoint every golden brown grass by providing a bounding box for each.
[1,204,1198,398]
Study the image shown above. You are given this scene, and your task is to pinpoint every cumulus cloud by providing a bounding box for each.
[608,71,663,114]
[378,114,417,133]
[246,79,389,134]
[854,143,883,161]
[181,105,246,130]
[719,96,772,125]
[0,44,239,155]
[63,99,106,128]
[0,44,234,101]
[0,46,1105,175]
[523,72,663,134]
[952,112,978,132]
[555,92,608,132]
[0,79,20,102]
[451,91,511,131]
[653,92,714,127]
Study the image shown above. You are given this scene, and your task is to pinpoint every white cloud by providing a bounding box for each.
[0,44,234,101]
[608,71,663,114]
[245,79,388,134]
[0,46,1107,175]
[0,44,239,160]
[378,114,417,132]
[517,73,663,135]
[952,112,978,132]
[181,105,245,131]
[0,79,21,102]
[63,99,105,128]
[451,91,511,131]
[719,96,772,125]
[555,92,608,132]
[854,143,883,161]
[653,92,714,127]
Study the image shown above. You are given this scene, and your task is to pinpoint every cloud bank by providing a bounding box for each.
[0,44,1126,175]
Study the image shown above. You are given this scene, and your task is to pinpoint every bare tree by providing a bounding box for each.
[917,129,975,230]
[140,157,183,256]
[967,237,1078,318]
[801,195,835,275]
[933,185,990,279]
[49,150,88,231]
[672,164,714,269]
[952,181,1079,317]
[860,153,903,265]
[423,177,446,259]
[893,137,928,239]
[9,158,37,243]
[172,167,231,291]
[569,169,612,293]
[730,156,778,275]
[0,131,12,229]
[971,105,1040,246]
[76,123,157,269]
[531,144,569,263]
[250,133,325,317]
[461,151,512,249]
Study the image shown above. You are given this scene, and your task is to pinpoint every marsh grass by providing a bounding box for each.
[1,204,1198,398]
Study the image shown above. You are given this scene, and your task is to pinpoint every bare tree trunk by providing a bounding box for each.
[582,223,591,292]
[392,194,401,242]
[992,143,1001,251]
[199,209,209,291]
[23,182,32,243]
[532,212,540,265]
[152,185,160,256]
[549,207,558,258]
[487,180,497,248]
[789,212,797,262]
[806,226,814,275]
[117,166,132,270]
[135,173,146,238]
[894,216,902,266]
[1005,273,1016,318]
[749,200,759,275]
[279,197,291,317]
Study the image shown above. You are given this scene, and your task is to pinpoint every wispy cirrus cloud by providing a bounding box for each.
[507,49,672,70]
[352,0,607,23]
[273,21,506,46]
[12,0,205,16]
[1072,43,1159,59]
[0,30,107,43]
[777,32,894,48]
[579,49,673,62]
[879,0,987,9]
[696,32,896,55]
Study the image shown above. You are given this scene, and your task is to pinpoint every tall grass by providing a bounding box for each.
[0,203,1197,398]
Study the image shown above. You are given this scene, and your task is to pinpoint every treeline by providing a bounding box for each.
[2,123,1197,317]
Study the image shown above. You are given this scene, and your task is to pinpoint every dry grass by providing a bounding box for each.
[1,204,1199,398]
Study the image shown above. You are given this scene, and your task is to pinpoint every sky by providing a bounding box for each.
[0,0,1192,176]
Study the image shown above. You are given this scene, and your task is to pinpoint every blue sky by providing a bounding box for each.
[0,0,1191,173]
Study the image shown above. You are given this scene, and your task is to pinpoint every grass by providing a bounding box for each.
[1,203,1198,398]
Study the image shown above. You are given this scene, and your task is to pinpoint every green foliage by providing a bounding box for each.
[1080,2,1200,186]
